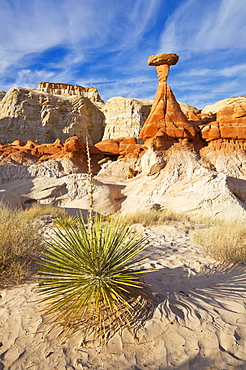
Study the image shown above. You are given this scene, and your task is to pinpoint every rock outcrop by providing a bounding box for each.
[120,147,246,221]
[139,53,196,148]
[38,82,103,103]
[0,171,123,216]
[95,137,146,158]
[202,96,246,114]
[102,97,152,140]
[0,136,105,174]
[201,104,246,141]
[0,87,104,144]
[0,90,6,102]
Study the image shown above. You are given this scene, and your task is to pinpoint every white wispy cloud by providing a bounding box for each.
[218,64,246,77]
[0,0,162,100]
[1,0,245,109]
[159,0,246,52]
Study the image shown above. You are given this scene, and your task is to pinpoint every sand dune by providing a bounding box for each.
[1,222,246,369]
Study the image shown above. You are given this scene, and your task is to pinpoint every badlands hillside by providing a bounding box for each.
[1,53,246,370]
[0,52,246,220]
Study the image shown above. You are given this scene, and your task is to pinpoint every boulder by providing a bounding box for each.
[0,189,22,210]
[102,97,152,140]
[0,87,104,144]
[95,137,146,160]
[95,139,120,155]
[140,147,166,176]
[217,105,246,140]
[97,157,142,180]
[147,53,179,66]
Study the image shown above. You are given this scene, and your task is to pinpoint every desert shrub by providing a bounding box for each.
[121,209,222,227]
[22,203,67,222]
[54,214,79,228]
[121,208,190,226]
[0,203,41,286]
[193,221,246,264]
[37,213,152,345]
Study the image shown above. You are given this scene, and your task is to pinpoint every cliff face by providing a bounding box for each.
[102,97,152,140]
[38,82,103,103]
[0,87,104,144]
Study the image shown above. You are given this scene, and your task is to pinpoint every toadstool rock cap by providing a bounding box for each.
[147,53,179,66]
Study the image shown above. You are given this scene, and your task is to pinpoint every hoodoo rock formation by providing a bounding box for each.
[139,53,196,148]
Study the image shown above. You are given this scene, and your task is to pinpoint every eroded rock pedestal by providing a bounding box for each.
[139,53,196,148]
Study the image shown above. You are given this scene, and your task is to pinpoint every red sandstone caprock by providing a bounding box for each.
[139,53,196,148]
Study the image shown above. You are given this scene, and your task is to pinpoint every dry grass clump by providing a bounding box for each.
[121,209,222,227]
[0,203,41,286]
[22,203,67,222]
[193,221,246,264]
[121,208,188,226]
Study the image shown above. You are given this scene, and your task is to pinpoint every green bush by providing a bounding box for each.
[37,214,152,345]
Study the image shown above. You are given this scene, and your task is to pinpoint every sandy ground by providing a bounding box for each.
[0,222,246,370]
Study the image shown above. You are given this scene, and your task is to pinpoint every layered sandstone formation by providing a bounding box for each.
[0,136,104,174]
[38,82,103,103]
[95,137,146,158]
[201,104,246,141]
[0,87,104,144]
[102,97,152,140]
[139,53,196,148]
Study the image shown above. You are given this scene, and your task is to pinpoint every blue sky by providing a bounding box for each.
[0,0,246,109]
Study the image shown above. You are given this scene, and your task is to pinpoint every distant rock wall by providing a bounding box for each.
[38,82,103,103]
[102,97,152,140]
[0,87,104,144]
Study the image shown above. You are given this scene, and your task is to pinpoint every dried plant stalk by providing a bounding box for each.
[86,136,94,247]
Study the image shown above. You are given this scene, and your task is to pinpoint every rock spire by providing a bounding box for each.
[139,53,196,148]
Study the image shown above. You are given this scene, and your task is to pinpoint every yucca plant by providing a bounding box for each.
[37,139,152,345]
[38,215,152,345]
